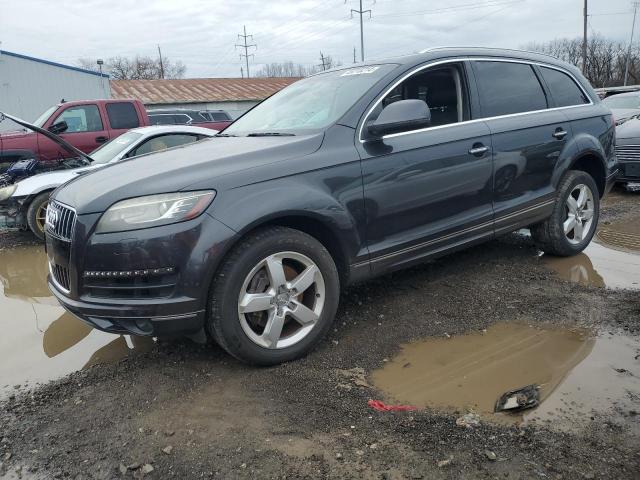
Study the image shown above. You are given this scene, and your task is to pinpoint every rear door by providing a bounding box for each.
[357,61,494,273]
[470,60,574,234]
[39,104,109,159]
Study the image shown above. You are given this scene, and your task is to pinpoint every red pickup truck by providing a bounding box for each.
[0,99,229,174]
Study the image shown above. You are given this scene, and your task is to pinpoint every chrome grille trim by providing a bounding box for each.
[49,261,71,293]
[45,201,76,242]
[615,145,640,163]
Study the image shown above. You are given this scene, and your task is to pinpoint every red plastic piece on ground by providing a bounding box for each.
[368,399,418,412]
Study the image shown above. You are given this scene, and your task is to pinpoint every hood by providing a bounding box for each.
[0,112,94,163]
[616,116,640,140]
[53,134,324,214]
[611,108,640,123]
[12,163,103,198]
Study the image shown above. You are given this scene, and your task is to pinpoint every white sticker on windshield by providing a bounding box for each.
[340,66,380,76]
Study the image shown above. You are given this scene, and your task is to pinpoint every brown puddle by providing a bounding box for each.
[0,245,155,397]
[540,219,640,290]
[372,323,640,432]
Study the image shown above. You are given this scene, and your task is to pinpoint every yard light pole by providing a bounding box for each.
[97,59,107,97]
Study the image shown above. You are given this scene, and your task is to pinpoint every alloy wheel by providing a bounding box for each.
[36,201,48,234]
[563,184,595,245]
[237,251,326,349]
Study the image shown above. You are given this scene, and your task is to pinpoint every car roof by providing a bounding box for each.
[127,125,217,136]
[318,47,575,74]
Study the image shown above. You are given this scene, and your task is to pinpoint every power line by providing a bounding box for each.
[236,25,257,78]
[347,0,374,62]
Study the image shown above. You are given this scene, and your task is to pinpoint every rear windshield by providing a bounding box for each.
[224,64,397,135]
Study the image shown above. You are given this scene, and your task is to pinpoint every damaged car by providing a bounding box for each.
[0,113,216,239]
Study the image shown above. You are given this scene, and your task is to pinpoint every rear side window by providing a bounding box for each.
[473,61,547,117]
[106,102,140,129]
[539,67,589,107]
[210,112,231,121]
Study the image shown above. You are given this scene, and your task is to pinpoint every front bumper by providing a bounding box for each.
[47,210,237,337]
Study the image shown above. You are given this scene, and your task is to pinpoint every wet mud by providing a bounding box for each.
[0,245,154,396]
[372,322,640,433]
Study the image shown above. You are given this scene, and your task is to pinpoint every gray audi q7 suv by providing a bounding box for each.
[46,48,618,365]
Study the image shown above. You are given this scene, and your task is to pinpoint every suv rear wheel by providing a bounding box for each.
[208,226,340,365]
[531,170,600,256]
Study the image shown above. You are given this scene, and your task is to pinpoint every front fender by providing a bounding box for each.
[209,171,366,267]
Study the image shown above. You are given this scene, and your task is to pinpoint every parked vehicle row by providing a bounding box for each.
[0,114,216,239]
[148,108,232,131]
[43,48,618,366]
[0,99,231,179]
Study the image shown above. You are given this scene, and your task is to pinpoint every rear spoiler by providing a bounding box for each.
[0,112,94,163]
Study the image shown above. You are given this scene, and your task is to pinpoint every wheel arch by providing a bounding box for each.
[568,151,606,197]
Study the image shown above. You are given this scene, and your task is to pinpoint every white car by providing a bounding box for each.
[2,125,217,239]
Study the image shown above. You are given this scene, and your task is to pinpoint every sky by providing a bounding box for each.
[0,0,637,78]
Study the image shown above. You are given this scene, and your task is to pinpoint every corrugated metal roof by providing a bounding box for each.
[110,77,301,104]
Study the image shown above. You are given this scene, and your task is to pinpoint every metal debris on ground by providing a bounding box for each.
[495,384,540,413]
[455,412,480,428]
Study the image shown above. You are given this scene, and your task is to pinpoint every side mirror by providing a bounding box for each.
[48,121,68,135]
[367,99,431,138]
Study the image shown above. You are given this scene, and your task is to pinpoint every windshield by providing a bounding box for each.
[224,64,397,136]
[603,94,640,109]
[89,131,143,164]
[32,106,58,128]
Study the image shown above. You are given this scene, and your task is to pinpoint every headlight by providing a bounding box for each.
[0,184,17,202]
[96,190,216,234]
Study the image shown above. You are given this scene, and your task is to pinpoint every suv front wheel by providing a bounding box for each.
[531,170,600,256]
[208,226,340,365]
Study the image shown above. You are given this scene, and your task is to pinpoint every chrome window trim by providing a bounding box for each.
[358,56,594,143]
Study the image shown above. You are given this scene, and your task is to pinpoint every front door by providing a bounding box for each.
[357,61,494,274]
[38,104,109,161]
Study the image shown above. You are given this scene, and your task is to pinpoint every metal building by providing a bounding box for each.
[0,50,110,131]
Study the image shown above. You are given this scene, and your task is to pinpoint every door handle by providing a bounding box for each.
[468,144,489,157]
[552,129,568,140]
[95,136,108,144]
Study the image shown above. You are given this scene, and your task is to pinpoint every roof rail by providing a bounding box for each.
[419,46,560,61]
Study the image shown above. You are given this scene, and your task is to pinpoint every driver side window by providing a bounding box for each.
[53,105,104,133]
[131,134,200,157]
[372,63,469,129]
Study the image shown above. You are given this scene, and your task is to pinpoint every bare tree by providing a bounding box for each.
[77,55,186,80]
[256,58,343,78]
[523,35,639,87]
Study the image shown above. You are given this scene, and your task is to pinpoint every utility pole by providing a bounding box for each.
[348,0,374,62]
[582,0,588,75]
[624,1,640,86]
[353,46,357,63]
[236,25,256,78]
[319,51,328,71]
[157,44,165,79]
[241,66,244,78]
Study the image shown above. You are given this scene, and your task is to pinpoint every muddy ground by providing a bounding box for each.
[1,187,639,479]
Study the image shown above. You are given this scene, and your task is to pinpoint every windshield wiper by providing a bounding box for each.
[246,132,295,137]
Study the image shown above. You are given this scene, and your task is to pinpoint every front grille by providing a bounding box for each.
[45,201,76,241]
[51,263,71,291]
[615,145,640,163]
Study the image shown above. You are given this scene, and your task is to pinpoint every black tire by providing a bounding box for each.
[208,226,340,365]
[531,170,600,256]
[26,191,51,241]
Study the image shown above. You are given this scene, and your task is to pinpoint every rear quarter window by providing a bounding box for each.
[473,61,548,117]
[538,66,590,107]
[106,102,140,129]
